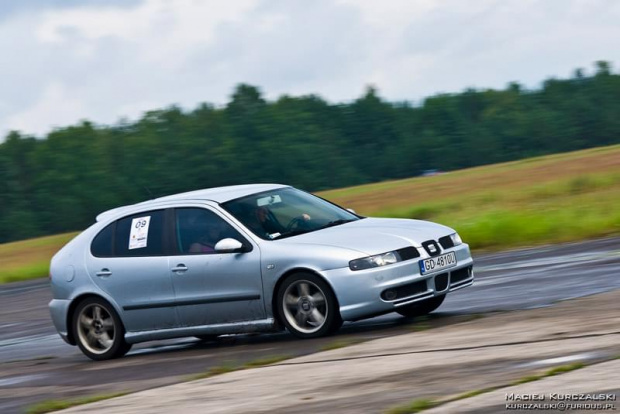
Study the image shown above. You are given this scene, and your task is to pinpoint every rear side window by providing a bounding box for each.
[114,210,165,257]
[91,222,114,257]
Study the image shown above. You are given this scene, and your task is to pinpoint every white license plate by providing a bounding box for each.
[419,252,457,275]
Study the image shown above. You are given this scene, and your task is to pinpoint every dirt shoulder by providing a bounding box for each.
[55,289,620,414]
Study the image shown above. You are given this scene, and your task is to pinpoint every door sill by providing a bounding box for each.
[125,318,277,344]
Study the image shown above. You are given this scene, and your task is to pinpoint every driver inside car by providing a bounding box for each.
[254,206,311,237]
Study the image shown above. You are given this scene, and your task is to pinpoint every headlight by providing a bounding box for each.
[450,232,463,246]
[349,251,400,271]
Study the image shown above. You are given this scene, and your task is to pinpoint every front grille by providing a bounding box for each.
[381,279,427,301]
[451,266,472,284]
[438,235,454,249]
[396,246,420,261]
[435,273,449,291]
[421,240,442,257]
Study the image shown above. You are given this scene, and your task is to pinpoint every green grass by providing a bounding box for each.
[242,354,291,368]
[323,146,620,252]
[189,354,292,381]
[511,362,585,385]
[374,173,620,250]
[453,387,496,401]
[543,362,585,376]
[0,232,78,284]
[0,262,50,284]
[387,362,588,413]
[189,363,240,380]
[2,144,620,284]
[407,316,432,332]
[319,339,362,351]
[27,392,127,414]
[511,375,541,385]
[385,398,437,414]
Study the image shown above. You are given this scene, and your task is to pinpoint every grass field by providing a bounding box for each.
[322,145,620,250]
[0,233,78,283]
[1,144,619,284]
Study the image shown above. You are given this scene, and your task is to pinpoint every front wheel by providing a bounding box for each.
[73,297,132,361]
[277,273,341,338]
[396,295,446,318]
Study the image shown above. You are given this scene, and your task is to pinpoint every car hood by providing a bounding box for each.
[282,217,454,256]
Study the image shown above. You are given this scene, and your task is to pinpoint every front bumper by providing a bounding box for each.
[324,243,474,321]
[49,299,73,345]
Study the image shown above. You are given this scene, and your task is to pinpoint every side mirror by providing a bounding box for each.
[214,238,244,253]
[346,208,356,214]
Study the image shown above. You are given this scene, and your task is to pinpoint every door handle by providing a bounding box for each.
[96,269,112,277]
[171,264,188,273]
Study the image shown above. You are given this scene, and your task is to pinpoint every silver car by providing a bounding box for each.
[49,184,474,360]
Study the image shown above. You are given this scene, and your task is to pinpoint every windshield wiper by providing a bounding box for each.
[271,229,310,240]
[319,219,355,230]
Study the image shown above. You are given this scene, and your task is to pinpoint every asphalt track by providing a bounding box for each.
[1,237,619,413]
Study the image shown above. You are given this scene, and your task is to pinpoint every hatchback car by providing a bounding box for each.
[49,184,474,360]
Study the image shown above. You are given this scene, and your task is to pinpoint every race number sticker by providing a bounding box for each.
[129,216,151,250]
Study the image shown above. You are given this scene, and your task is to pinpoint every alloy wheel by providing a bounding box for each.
[77,303,116,355]
[282,280,328,334]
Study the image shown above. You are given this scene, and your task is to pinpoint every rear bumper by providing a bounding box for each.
[324,243,474,321]
[49,299,73,345]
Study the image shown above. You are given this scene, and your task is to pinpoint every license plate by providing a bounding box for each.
[419,252,457,275]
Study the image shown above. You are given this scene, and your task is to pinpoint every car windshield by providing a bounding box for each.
[221,188,362,240]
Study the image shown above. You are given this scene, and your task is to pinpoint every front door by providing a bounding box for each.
[170,207,264,327]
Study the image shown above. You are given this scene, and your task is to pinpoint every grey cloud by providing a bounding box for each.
[0,0,143,21]
[186,0,371,98]
[391,0,620,98]
[0,0,619,137]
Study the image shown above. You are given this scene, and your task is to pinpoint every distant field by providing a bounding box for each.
[321,144,620,250]
[0,232,78,283]
[1,144,619,283]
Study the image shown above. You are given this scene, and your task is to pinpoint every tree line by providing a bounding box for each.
[1,61,618,243]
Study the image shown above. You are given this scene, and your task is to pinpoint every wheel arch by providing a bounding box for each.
[271,267,340,328]
[66,293,122,346]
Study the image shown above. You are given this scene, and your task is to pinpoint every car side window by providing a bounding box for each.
[114,210,165,257]
[91,222,115,257]
[175,208,244,254]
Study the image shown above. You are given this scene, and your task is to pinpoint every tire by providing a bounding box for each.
[277,273,341,339]
[396,295,446,318]
[73,297,132,361]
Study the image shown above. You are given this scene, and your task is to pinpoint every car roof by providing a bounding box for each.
[96,183,289,222]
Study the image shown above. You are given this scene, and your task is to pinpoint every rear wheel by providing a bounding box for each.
[73,297,131,361]
[277,273,341,338]
[396,295,446,318]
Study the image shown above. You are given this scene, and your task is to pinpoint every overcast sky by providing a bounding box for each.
[0,0,618,137]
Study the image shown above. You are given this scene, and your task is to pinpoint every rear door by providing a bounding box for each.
[169,206,265,327]
[86,209,178,332]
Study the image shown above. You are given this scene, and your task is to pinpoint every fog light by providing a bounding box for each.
[384,289,397,301]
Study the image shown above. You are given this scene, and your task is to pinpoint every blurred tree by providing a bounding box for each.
[0,63,619,243]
